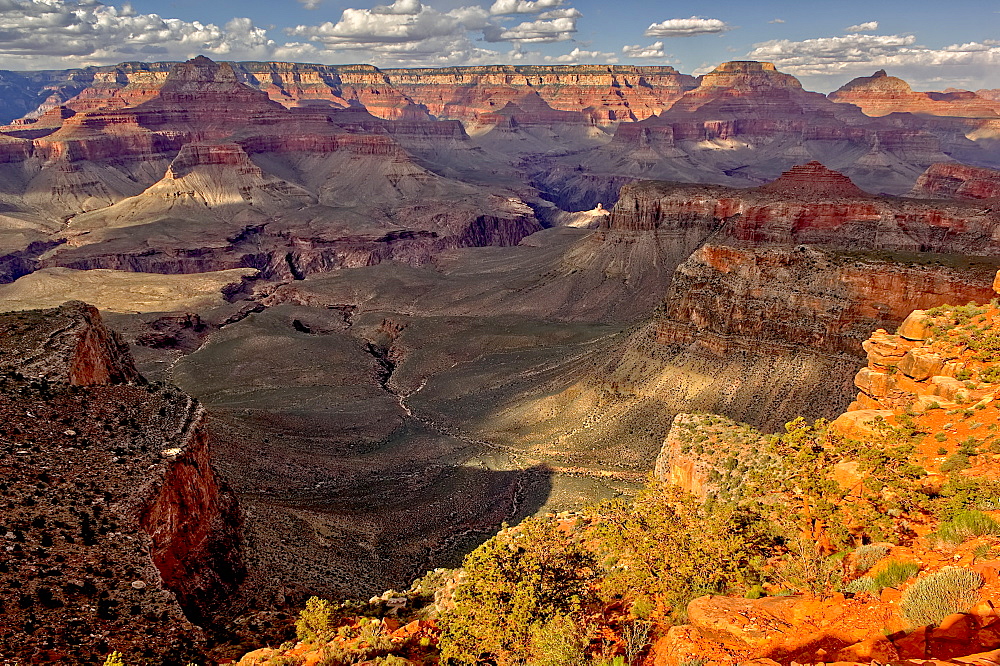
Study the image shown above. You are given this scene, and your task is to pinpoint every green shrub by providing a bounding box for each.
[439,518,595,665]
[936,510,1000,545]
[941,453,971,473]
[854,544,890,572]
[528,614,587,666]
[872,560,919,589]
[900,567,983,626]
[296,596,337,643]
[934,433,947,442]
[843,576,877,594]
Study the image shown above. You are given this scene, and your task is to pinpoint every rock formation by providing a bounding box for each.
[910,162,1000,200]
[830,70,1000,118]
[0,301,243,663]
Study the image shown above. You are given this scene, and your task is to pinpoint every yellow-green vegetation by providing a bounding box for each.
[296,596,338,644]
[103,653,125,666]
[853,543,890,572]
[935,510,1000,545]
[439,518,596,665]
[433,408,1000,663]
[899,567,984,626]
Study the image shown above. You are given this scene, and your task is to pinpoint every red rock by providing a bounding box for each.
[830,70,1000,118]
[911,163,1000,201]
[832,635,900,662]
[893,626,929,658]
[758,161,869,198]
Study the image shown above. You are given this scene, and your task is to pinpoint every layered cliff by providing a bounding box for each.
[608,162,1000,254]
[0,302,244,663]
[910,163,1000,200]
[830,70,1000,118]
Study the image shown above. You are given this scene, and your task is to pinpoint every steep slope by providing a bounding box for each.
[0,302,243,664]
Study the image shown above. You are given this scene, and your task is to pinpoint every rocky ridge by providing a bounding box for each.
[0,301,243,663]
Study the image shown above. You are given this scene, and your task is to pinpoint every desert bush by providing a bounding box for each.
[941,453,971,473]
[593,487,774,619]
[872,560,918,589]
[936,510,1000,545]
[371,657,410,665]
[843,576,877,594]
[853,544,890,572]
[439,517,595,665]
[622,621,651,664]
[296,596,337,644]
[774,538,843,595]
[528,614,586,666]
[900,567,983,626]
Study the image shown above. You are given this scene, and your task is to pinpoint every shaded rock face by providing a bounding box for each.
[608,163,1000,254]
[0,302,243,663]
[0,300,139,385]
[910,163,1000,200]
[658,243,997,357]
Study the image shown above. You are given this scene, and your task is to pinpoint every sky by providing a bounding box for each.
[0,0,998,92]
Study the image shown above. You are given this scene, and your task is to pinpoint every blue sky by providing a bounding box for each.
[1,0,998,91]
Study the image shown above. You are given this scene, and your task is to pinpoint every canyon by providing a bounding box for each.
[4,54,1000,663]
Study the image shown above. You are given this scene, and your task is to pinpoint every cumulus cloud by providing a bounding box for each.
[488,0,563,15]
[748,32,1000,89]
[769,18,785,24]
[845,21,879,33]
[544,47,616,63]
[537,8,581,19]
[484,15,577,43]
[287,1,488,46]
[622,41,665,58]
[0,0,276,67]
[644,16,732,38]
[299,0,322,9]
[372,0,421,15]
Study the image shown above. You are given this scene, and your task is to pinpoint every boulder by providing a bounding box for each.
[898,310,932,341]
[899,348,945,381]
[830,409,894,438]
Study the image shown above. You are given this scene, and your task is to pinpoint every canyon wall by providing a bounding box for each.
[0,302,244,662]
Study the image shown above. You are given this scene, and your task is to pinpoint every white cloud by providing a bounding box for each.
[537,8,581,19]
[622,41,664,58]
[299,0,322,9]
[485,15,577,43]
[644,16,732,38]
[488,0,562,16]
[769,18,785,24]
[287,1,488,47]
[544,47,616,63]
[372,0,421,15]
[748,32,1000,89]
[0,0,276,67]
[845,21,879,33]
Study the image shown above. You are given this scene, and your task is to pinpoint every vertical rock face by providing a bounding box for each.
[0,300,140,385]
[0,302,244,662]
